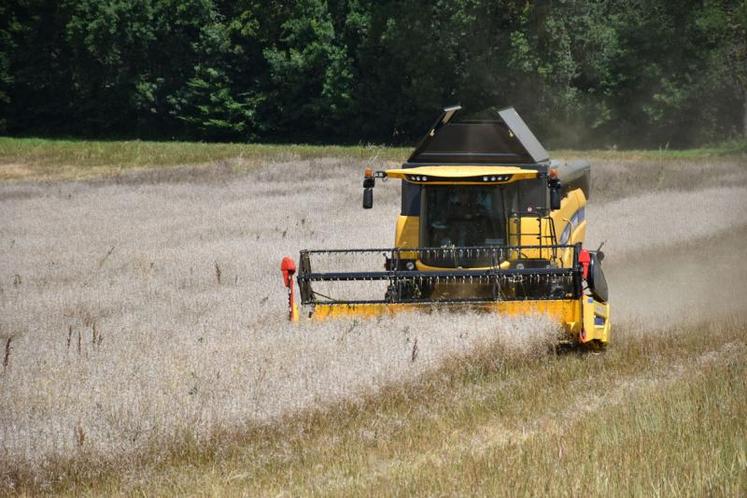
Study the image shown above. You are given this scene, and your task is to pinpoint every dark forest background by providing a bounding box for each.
[1,1,745,148]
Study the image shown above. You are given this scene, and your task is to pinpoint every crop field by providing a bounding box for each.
[1,142,746,495]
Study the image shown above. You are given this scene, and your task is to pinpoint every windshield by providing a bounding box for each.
[420,186,509,267]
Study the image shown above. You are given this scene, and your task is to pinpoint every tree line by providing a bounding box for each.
[1,1,745,148]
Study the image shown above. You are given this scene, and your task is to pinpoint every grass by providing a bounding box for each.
[553,139,747,161]
[0,136,745,182]
[0,137,410,181]
[8,320,744,496]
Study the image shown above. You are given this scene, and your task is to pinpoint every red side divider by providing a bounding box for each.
[280,257,299,321]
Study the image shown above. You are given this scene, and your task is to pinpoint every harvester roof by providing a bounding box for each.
[406,106,550,166]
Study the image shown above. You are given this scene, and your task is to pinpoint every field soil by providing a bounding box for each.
[1,153,746,495]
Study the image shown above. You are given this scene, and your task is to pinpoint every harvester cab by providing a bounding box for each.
[281,106,610,347]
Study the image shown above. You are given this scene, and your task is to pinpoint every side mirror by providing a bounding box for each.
[362,168,376,209]
[550,185,561,210]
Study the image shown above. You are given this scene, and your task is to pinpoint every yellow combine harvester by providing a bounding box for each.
[281,106,610,347]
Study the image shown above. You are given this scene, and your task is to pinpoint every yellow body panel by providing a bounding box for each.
[415,260,510,271]
[581,297,611,345]
[385,166,538,185]
[312,298,590,340]
[394,215,420,259]
[313,298,578,322]
[507,216,561,261]
[310,295,609,346]
[547,188,587,266]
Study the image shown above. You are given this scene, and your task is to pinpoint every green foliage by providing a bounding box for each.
[0,3,11,132]
[260,0,353,139]
[164,8,260,141]
[0,0,745,146]
[168,65,258,141]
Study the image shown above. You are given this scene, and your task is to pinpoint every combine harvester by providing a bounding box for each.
[281,106,610,347]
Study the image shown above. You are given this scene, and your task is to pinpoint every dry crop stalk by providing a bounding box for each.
[97,245,115,268]
[3,337,11,370]
[75,422,86,447]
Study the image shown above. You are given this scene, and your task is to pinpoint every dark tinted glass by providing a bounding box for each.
[420,186,508,267]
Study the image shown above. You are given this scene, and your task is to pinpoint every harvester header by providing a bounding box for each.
[280,106,610,348]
